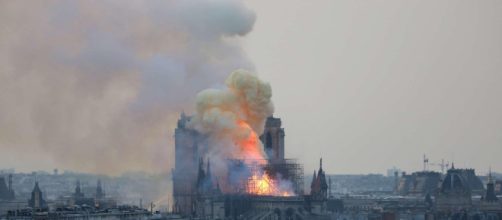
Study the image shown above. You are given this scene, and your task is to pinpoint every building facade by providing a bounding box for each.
[172,113,201,215]
[172,114,287,216]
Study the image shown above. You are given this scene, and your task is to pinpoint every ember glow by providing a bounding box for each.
[246,171,294,197]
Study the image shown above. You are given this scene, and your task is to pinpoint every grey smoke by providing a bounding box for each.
[0,0,255,174]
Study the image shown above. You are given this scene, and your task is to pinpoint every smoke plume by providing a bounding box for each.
[187,70,297,196]
[189,69,274,164]
[0,0,255,174]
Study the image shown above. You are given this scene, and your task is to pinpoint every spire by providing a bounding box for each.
[488,166,493,184]
[318,158,324,177]
[206,158,213,190]
[485,167,498,202]
[199,157,204,170]
[34,181,40,192]
[96,179,104,199]
[73,179,85,198]
[215,180,222,194]
[311,170,317,189]
[76,179,81,194]
[196,157,206,190]
[206,158,211,178]
[451,162,455,169]
[30,181,45,208]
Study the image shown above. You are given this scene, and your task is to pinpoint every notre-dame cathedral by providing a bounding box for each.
[172,113,285,215]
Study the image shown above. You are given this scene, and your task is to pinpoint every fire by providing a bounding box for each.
[235,120,294,197]
[191,70,295,197]
[246,171,294,197]
[236,120,266,164]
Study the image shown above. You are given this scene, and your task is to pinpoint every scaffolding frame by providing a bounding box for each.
[227,159,304,196]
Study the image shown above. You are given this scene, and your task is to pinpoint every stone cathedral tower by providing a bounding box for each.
[259,116,285,161]
[172,112,202,215]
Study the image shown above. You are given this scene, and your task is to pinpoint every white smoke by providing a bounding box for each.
[189,70,274,161]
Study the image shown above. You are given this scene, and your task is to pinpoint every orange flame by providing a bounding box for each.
[246,171,294,196]
[236,120,266,163]
[235,120,294,197]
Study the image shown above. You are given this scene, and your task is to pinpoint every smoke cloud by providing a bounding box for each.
[187,70,297,196]
[189,69,274,164]
[0,0,255,174]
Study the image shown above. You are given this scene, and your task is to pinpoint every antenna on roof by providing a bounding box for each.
[423,154,429,171]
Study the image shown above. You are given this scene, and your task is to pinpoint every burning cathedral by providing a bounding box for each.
[172,70,327,219]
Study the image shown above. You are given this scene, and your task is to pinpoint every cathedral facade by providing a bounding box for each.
[172,114,286,216]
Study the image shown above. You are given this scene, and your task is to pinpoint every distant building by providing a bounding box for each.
[95,179,105,200]
[28,182,46,209]
[479,170,501,213]
[326,174,394,194]
[94,179,116,209]
[310,158,328,200]
[435,165,472,211]
[397,165,485,197]
[456,167,485,195]
[483,171,498,202]
[397,171,441,196]
[0,174,15,200]
[386,167,401,177]
[495,180,502,195]
[74,179,84,199]
[70,180,94,206]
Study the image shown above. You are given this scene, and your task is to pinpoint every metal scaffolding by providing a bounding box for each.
[227,159,304,196]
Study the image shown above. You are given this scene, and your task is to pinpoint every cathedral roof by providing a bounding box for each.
[440,169,470,194]
[33,181,41,193]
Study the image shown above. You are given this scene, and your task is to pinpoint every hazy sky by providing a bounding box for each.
[1,0,501,175]
[0,0,255,174]
[243,0,502,174]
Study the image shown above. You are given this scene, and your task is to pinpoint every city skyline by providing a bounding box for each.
[0,0,501,175]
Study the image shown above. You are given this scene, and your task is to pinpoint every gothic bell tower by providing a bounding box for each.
[260,116,285,161]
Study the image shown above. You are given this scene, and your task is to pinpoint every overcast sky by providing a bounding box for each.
[0,0,501,175]
[243,0,502,174]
